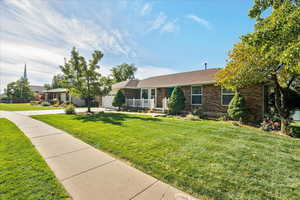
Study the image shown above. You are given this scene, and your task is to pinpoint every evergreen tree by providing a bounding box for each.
[227,92,248,121]
[5,77,34,100]
[168,87,186,114]
[112,90,125,110]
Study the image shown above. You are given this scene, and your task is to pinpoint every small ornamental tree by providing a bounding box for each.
[168,87,186,115]
[112,90,125,110]
[227,92,248,122]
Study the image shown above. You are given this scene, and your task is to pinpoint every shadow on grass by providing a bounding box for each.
[74,112,161,126]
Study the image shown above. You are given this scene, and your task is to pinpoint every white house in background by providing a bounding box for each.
[294,110,300,121]
[43,88,86,106]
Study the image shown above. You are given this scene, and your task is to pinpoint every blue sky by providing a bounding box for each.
[0,0,256,92]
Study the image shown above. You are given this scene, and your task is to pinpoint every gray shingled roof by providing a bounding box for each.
[43,88,67,93]
[30,85,45,93]
[112,80,140,89]
[112,68,220,89]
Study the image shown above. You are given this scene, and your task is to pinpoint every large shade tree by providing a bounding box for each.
[111,63,137,83]
[60,47,111,112]
[216,1,300,134]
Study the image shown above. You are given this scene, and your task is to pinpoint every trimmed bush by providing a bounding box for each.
[168,87,186,115]
[186,114,200,121]
[30,101,39,105]
[227,91,248,122]
[112,90,125,110]
[41,101,50,106]
[65,104,76,114]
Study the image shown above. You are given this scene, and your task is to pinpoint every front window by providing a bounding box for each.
[151,89,155,99]
[222,88,234,105]
[191,86,202,105]
[142,89,148,99]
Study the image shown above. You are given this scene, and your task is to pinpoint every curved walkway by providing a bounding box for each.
[0,110,197,200]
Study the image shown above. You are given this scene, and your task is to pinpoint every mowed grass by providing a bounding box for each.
[0,118,69,200]
[0,103,61,111]
[32,113,300,200]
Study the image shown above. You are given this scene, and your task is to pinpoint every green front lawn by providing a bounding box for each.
[0,103,62,111]
[32,113,300,200]
[0,118,69,200]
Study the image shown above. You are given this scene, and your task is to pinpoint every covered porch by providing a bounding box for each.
[124,88,172,111]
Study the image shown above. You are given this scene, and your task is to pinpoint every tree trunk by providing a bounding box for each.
[281,117,289,135]
[87,96,91,113]
[273,75,290,135]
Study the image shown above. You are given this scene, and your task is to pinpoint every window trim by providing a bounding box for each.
[221,87,235,106]
[191,86,203,105]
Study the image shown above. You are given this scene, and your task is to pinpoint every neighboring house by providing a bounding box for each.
[30,85,45,101]
[43,88,86,106]
[294,110,300,121]
[30,85,45,94]
[102,68,267,122]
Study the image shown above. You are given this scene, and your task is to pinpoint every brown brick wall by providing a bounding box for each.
[238,85,264,122]
[120,84,264,122]
[181,84,264,121]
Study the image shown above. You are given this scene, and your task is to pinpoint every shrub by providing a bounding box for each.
[65,104,76,114]
[261,120,281,131]
[112,90,125,110]
[192,108,206,119]
[168,87,186,115]
[50,98,59,105]
[30,101,39,105]
[227,92,248,122]
[186,114,200,121]
[41,101,50,106]
[290,125,300,138]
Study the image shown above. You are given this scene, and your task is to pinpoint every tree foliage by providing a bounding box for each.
[5,77,34,100]
[249,0,299,19]
[216,1,300,134]
[168,87,186,114]
[44,74,66,90]
[111,63,137,83]
[60,47,111,112]
[112,90,125,110]
[228,92,249,121]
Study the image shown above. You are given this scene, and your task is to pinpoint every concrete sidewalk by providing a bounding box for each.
[0,111,197,200]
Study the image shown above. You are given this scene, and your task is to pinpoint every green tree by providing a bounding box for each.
[60,47,111,113]
[43,83,51,90]
[227,92,248,122]
[5,77,34,100]
[112,90,125,110]
[168,87,186,115]
[216,1,300,134]
[111,63,137,83]
[51,74,66,89]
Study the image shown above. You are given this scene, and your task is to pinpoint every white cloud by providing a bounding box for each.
[160,19,180,33]
[140,3,152,16]
[0,0,137,92]
[148,12,180,34]
[0,0,179,93]
[148,12,167,32]
[186,14,212,30]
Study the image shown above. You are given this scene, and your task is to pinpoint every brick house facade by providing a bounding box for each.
[102,68,266,122]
